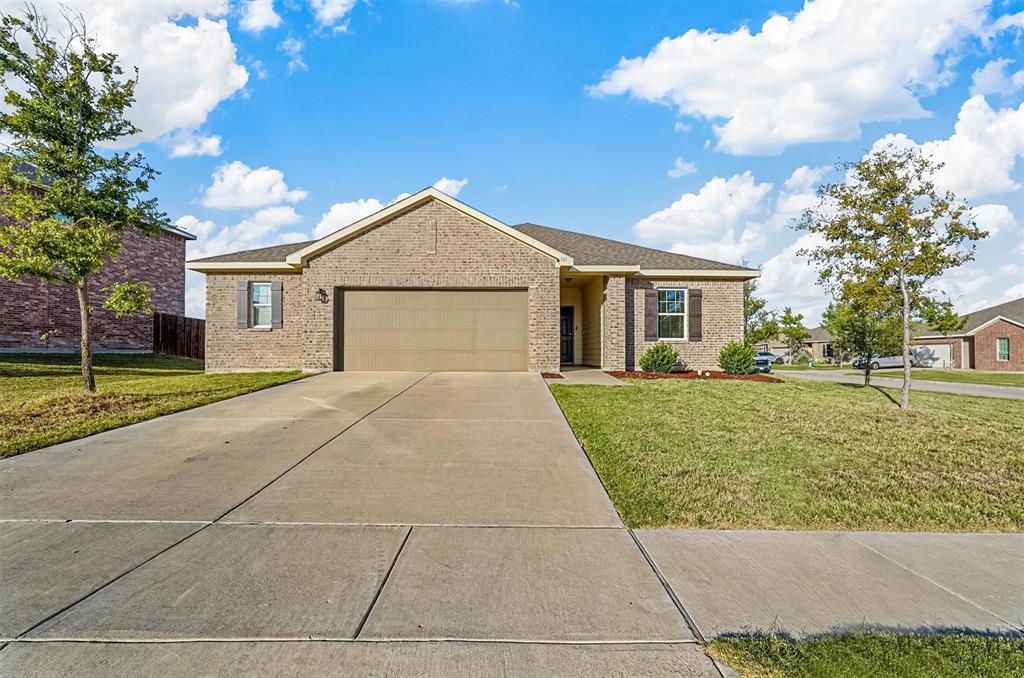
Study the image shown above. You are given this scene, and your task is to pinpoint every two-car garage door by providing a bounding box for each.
[338,289,528,371]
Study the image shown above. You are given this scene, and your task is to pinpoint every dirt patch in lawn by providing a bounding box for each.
[607,370,783,383]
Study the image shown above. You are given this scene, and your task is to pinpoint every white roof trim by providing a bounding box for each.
[568,265,640,273]
[637,268,760,279]
[185,261,298,272]
[285,187,572,267]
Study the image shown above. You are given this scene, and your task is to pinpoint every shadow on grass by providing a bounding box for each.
[834,381,901,406]
[713,625,1024,643]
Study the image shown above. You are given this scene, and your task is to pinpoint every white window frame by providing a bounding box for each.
[996,337,1010,362]
[657,288,688,341]
[250,282,272,329]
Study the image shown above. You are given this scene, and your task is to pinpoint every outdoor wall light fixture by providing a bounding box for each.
[315,287,329,304]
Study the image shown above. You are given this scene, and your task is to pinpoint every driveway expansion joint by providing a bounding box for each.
[354,526,414,639]
[628,529,707,645]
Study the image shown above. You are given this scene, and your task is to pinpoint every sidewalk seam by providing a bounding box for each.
[353,526,414,639]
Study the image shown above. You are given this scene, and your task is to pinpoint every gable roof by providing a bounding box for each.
[917,296,1024,337]
[805,326,832,342]
[187,189,759,278]
[514,223,757,276]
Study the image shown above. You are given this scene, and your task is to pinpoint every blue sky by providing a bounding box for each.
[18,0,1024,321]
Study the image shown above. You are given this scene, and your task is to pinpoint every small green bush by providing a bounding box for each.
[718,341,756,375]
[791,349,812,365]
[639,342,678,373]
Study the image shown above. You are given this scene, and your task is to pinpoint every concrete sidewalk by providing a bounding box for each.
[779,369,1024,399]
[637,529,1024,640]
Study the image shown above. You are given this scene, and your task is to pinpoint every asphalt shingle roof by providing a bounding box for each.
[514,223,754,271]
[189,219,756,273]
[960,296,1024,333]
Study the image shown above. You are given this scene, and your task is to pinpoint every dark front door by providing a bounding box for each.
[559,306,574,364]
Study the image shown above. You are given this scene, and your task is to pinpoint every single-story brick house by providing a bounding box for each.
[914,296,1024,371]
[0,224,195,352]
[186,188,759,373]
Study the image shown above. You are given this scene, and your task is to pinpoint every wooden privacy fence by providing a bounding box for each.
[153,312,205,360]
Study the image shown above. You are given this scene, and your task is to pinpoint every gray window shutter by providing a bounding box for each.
[271,281,283,329]
[236,281,249,329]
[688,288,702,342]
[644,289,658,341]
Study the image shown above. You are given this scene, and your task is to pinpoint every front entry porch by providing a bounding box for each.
[558,275,606,368]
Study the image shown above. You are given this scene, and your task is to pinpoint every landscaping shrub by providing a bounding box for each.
[718,341,756,375]
[639,342,678,373]
[791,349,813,365]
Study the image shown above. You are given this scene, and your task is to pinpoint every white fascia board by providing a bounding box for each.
[965,315,1024,335]
[185,261,300,273]
[285,187,573,267]
[568,265,640,273]
[637,268,760,279]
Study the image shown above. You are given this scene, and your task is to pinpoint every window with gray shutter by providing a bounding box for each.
[271,281,283,329]
[644,289,658,341]
[688,288,703,342]
[236,281,249,328]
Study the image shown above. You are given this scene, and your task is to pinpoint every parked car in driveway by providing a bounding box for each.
[753,356,773,373]
[755,351,784,364]
[852,354,917,370]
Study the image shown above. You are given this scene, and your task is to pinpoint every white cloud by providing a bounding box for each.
[758,232,828,322]
[313,198,385,238]
[633,172,773,263]
[970,58,1024,97]
[29,2,248,147]
[667,157,697,178]
[278,36,308,73]
[870,96,1024,200]
[433,177,469,197]
[971,204,1017,237]
[309,0,357,32]
[590,0,987,154]
[201,161,308,209]
[240,0,281,34]
[165,129,222,158]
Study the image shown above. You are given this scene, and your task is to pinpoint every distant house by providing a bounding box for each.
[0,224,195,352]
[915,297,1024,371]
[754,326,841,363]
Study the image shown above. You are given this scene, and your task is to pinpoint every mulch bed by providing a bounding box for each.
[606,370,783,383]
[541,373,564,379]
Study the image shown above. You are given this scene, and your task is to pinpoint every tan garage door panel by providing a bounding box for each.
[342,290,528,371]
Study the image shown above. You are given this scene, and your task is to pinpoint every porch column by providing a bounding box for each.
[602,275,626,370]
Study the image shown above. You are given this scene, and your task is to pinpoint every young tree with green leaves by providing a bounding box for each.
[0,8,162,393]
[743,272,779,348]
[821,298,902,386]
[798,144,985,409]
[778,307,810,360]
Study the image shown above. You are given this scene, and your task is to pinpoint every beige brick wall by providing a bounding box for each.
[626,278,744,371]
[205,272,305,372]
[602,275,626,370]
[302,200,559,372]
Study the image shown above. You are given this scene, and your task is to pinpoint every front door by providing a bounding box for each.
[559,306,574,364]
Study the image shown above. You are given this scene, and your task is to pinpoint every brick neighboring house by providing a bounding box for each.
[0,224,195,352]
[187,188,759,374]
[914,297,1024,371]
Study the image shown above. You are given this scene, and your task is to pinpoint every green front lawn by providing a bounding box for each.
[550,378,1024,531]
[861,369,1024,388]
[1,353,306,458]
[709,634,1024,678]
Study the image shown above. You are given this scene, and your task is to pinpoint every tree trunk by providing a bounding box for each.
[864,364,871,387]
[76,282,96,394]
[898,268,911,410]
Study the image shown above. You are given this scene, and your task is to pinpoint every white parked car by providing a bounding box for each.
[852,354,917,370]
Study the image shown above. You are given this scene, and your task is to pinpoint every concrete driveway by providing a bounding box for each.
[0,372,715,676]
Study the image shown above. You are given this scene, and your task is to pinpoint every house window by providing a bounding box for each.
[996,337,1010,362]
[657,289,687,340]
[251,282,272,328]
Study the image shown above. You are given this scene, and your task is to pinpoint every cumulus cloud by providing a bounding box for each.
[971,204,1017,237]
[757,233,827,322]
[313,177,470,238]
[667,157,697,178]
[200,161,308,209]
[240,0,281,34]
[313,198,385,238]
[278,36,308,73]
[29,2,248,147]
[633,172,773,263]
[432,177,469,197]
[590,0,988,154]
[310,0,357,32]
[970,58,1024,97]
[869,96,1024,200]
[165,129,222,158]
